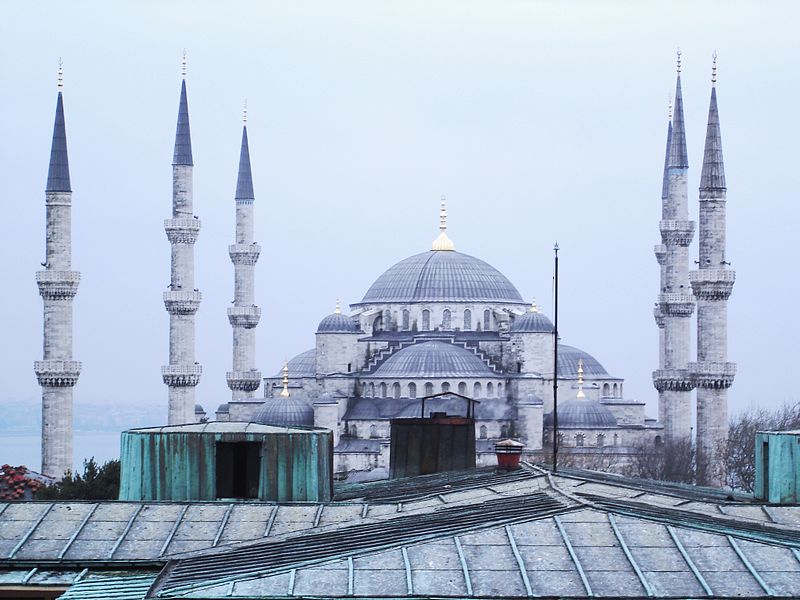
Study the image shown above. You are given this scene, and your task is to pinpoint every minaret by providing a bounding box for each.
[35,62,81,478]
[226,102,262,400]
[652,51,695,445]
[162,53,202,424]
[690,54,735,486]
[653,99,672,426]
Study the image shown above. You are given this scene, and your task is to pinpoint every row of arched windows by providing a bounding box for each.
[601,382,623,398]
[362,380,504,399]
[376,308,495,332]
[544,432,621,446]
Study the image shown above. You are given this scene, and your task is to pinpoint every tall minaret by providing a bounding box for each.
[162,53,202,424]
[226,103,262,400]
[690,55,735,486]
[653,51,695,445]
[653,98,672,426]
[35,63,81,478]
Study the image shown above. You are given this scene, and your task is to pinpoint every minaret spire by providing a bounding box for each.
[690,53,735,486]
[36,61,81,477]
[668,51,689,169]
[162,55,202,424]
[227,103,262,404]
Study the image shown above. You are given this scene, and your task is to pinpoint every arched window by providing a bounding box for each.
[613,433,619,446]
[441,382,450,393]
[613,383,618,397]
[479,425,487,439]
[500,424,509,438]
[484,309,491,330]
[602,383,610,397]
[392,382,401,399]
[379,383,387,398]
[597,434,605,447]
[442,309,451,330]
[402,309,410,331]
[497,383,503,397]
[576,434,585,447]
[373,315,383,332]
[463,309,472,331]
[487,382,494,397]
[424,382,434,396]
[620,383,623,397]
[422,309,430,331]
[458,382,467,395]
[408,382,417,399]
[655,435,662,446]
[351,424,358,438]
[473,382,482,398]
[369,424,378,438]
[368,383,374,397]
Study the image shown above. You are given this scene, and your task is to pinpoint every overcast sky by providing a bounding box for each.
[1,1,797,449]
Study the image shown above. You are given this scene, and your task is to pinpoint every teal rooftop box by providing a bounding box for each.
[754,430,800,504]
[119,422,333,502]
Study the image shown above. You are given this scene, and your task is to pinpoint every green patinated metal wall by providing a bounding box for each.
[119,429,333,502]
[755,431,800,504]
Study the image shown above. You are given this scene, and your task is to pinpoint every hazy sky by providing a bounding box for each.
[1,1,798,444]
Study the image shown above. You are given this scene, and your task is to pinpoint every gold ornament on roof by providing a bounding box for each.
[431,195,455,251]
[576,358,586,399]
[334,299,341,315]
[529,299,539,313]
[280,361,290,398]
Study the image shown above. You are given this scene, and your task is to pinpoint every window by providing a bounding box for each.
[487,382,494,397]
[402,309,410,331]
[347,363,352,373]
[576,434,585,447]
[370,424,378,438]
[368,383,374,397]
[216,442,261,499]
[424,382,434,396]
[372,314,383,332]
[458,382,467,395]
[351,424,358,438]
[442,309,451,330]
[392,382,401,399]
[497,383,503,397]
[613,434,619,446]
[408,382,417,399]
[422,309,430,331]
[613,383,618,397]
[602,383,610,397]
[479,425,487,439]
[500,424,509,438]
[441,382,450,393]
[379,383,387,398]
[473,382,482,397]
[484,309,491,330]
[463,309,472,331]
[655,435,662,446]
[597,434,605,447]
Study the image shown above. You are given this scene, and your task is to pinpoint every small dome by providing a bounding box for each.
[317,312,359,333]
[274,349,316,378]
[252,393,314,428]
[558,345,610,378]
[194,404,205,413]
[511,310,554,333]
[216,403,230,414]
[544,399,617,428]
[371,341,496,378]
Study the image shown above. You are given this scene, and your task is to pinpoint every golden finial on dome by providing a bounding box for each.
[576,358,586,399]
[280,361,290,398]
[529,299,539,313]
[334,299,341,315]
[181,49,187,78]
[711,51,717,86]
[431,195,455,251]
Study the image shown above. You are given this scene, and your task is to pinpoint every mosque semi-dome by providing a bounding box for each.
[278,349,317,378]
[510,308,554,333]
[358,250,524,305]
[558,345,611,378]
[370,340,497,378]
[252,392,314,428]
[543,399,618,429]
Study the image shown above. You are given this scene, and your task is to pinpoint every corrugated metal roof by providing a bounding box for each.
[59,571,157,600]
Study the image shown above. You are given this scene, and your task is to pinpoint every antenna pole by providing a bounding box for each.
[552,243,560,473]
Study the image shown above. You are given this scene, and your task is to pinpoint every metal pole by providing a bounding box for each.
[552,243,559,473]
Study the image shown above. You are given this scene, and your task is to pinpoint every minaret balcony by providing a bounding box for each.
[36,270,80,300]
[228,244,261,265]
[163,291,202,315]
[653,244,667,265]
[689,269,735,301]
[689,361,736,389]
[659,220,695,246]
[34,360,81,387]
[226,370,262,392]
[652,368,694,392]
[164,218,201,244]
[658,293,695,317]
[227,305,261,328]
[161,365,202,387]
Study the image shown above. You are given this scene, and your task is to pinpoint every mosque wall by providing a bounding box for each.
[315,332,359,375]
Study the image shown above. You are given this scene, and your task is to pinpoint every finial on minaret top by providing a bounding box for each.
[243,99,247,124]
[529,299,539,313]
[181,49,187,78]
[280,361,290,398]
[334,299,341,315]
[431,195,455,251]
[57,58,63,91]
[668,95,672,119]
[711,51,717,86]
[676,48,682,74]
[576,358,586,399]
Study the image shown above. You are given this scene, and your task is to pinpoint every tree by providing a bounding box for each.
[37,458,120,500]
[624,438,695,483]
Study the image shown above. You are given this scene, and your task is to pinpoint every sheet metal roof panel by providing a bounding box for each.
[642,570,706,597]
[58,572,158,600]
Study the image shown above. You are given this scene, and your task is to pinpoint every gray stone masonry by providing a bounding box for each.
[691,77,735,486]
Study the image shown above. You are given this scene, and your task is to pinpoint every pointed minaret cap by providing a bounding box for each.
[172,51,193,166]
[279,361,290,398]
[668,49,689,169]
[235,105,255,201]
[431,196,455,251]
[700,52,726,191]
[661,98,673,200]
[46,59,71,193]
[576,359,586,399]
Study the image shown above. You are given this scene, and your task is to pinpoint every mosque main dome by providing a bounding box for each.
[357,250,524,305]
